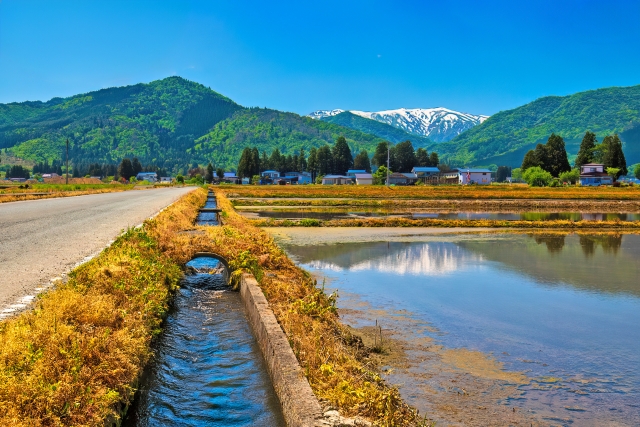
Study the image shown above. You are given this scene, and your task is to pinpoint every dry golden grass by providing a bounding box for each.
[249,217,640,230]
[181,189,430,426]
[219,183,640,200]
[0,189,205,426]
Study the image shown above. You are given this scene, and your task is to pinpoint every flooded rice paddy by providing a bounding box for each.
[279,232,640,426]
[240,208,640,222]
[123,257,285,427]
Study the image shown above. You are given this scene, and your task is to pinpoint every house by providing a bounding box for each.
[412,167,440,184]
[346,169,366,178]
[41,173,59,179]
[159,177,172,183]
[321,175,353,185]
[354,173,373,185]
[242,177,250,185]
[9,178,27,183]
[223,172,241,184]
[579,163,613,186]
[261,170,280,179]
[456,168,492,185]
[284,171,312,184]
[387,172,417,185]
[136,172,158,183]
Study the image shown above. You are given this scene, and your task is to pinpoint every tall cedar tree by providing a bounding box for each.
[332,136,353,174]
[394,141,417,172]
[429,152,439,167]
[372,141,390,167]
[316,145,332,176]
[353,150,372,173]
[118,158,134,180]
[132,158,143,176]
[216,168,225,179]
[496,166,511,182]
[251,148,260,177]
[415,148,430,166]
[521,150,539,170]
[307,147,318,179]
[269,149,284,172]
[601,134,627,178]
[298,148,307,172]
[575,131,597,167]
[237,148,252,178]
[205,163,214,183]
[545,134,571,177]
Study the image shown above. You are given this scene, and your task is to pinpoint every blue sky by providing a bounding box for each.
[1,0,639,116]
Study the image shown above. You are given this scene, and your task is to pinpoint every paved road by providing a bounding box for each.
[0,187,195,315]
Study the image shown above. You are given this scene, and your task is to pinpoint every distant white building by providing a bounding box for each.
[322,175,353,185]
[456,168,492,185]
[136,172,158,183]
[354,173,373,185]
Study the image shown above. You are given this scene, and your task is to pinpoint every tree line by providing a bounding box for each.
[519,132,627,186]
[236,136,439,179]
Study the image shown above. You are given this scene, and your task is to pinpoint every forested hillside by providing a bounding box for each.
[0,77,383,173]
[437,85,640,167]
[319,111,434,147]
[189,108,384,168]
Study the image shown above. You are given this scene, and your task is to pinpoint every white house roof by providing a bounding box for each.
[323,175,352,179]
[354,173,373,179]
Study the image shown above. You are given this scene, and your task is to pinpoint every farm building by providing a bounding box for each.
[579,163,613,186]
[136,172,158,183]
[456,168,492,185]
[284,171,312,184]
[354,173,373,185]
[388,172,418,185]
[412,167,440,184]
[322,175,353,185]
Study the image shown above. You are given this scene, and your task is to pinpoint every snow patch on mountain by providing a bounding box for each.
[308,107,489,142]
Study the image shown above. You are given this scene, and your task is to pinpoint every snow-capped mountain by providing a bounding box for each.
[307,109,345,120]
[309,108,489,142]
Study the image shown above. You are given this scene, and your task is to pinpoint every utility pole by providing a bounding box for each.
[65,138,69,185]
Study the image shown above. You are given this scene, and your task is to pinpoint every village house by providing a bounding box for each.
[284,171,312,184]
[223,172,241,184]
[135,172,158,183]
[412,166,440,184]
[455,168,492,185]
[388,172,418,185]
[354,173,373,185]
[579,163,613,186]
[321,175,353,185]
[346,169,366,178]
[261,170,280,179]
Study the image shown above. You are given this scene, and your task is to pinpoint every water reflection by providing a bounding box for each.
[284,233,640,425]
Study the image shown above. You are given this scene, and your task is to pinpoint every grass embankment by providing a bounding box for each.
[187,190,429,426]
[250,217,640,230]
[0,189,205,426]
[220,184,640,201]
[0,183,136,204]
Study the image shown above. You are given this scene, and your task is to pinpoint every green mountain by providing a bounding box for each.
[319,111,434,147]
[0,77,384,173]
[437,85,640,168]
[189,108,384,168]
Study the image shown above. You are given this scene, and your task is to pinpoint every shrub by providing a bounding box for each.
[523,166,552,187]
[299,218,320,227]
[559,169,579,185]
[549,178,561,187]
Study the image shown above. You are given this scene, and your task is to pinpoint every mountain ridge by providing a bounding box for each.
[309,107,488,142]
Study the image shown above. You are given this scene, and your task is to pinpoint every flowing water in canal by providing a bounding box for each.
[124,197,285,426]
[280,232,640,426]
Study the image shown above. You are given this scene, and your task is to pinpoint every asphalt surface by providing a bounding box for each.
[0,187,195,315]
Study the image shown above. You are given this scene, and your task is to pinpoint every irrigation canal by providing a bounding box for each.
[123,194,286,426]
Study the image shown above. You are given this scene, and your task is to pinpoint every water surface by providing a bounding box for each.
[123,258,285,427]
[283,233,640,426]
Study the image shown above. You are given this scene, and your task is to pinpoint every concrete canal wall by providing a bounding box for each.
[239,273,325,427]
